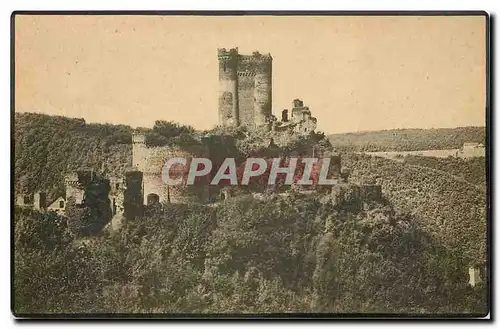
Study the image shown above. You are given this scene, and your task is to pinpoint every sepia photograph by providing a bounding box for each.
[11,12,490,318]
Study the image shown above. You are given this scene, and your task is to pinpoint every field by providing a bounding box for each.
[363,146,485,162]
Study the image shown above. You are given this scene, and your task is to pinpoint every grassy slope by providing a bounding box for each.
[329,127,486,152]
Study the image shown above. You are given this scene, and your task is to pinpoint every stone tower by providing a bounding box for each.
[132,133,147,171]
[131,132,210,205]
[218,47,272,128]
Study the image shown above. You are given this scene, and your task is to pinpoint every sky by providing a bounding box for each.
[15,15,486,134]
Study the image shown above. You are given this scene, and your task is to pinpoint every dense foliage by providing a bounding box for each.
[402,155,486,187]
[13,193,486,315]
[343,153,487,265]
[14,113,133,200]
[145,120,200,152]
[329,127,486,152]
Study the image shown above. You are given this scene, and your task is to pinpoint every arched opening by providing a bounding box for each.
[147,193,160,206]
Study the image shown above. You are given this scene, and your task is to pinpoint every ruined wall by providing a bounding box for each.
[285,99,317,136]
[109,176,125,215]
[33,192,47,211]
[294,116,317,135]
[132,135,209,204]
[64,172,84,204]
[132,133,148,171]
[124,171,143,220]
[15,194,32,207]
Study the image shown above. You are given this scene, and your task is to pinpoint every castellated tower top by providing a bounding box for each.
[132,132,146,144]
[217,47,239,58]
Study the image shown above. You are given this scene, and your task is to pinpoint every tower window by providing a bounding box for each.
[116,183,120,190]
[223,63,226,72]
[59,200,65,209]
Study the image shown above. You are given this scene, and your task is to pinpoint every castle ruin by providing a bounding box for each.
[273,99,318,135]
[21,47,354,219]
[132,133,210,205]
[218,48,273,128]
[218,47,318,136]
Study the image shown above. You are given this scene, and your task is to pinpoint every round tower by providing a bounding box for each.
[253,54,272,127]
[218,48,239,127]
[141,145,210,205]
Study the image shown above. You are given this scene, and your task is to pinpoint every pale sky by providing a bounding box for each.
[15,15,486,134]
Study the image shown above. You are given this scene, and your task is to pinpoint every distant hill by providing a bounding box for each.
[343,153,487,264]
[14,112,133,199]
[329,127,486,152]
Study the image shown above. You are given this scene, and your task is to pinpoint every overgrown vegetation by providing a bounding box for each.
[14,194,486,314]
[343,153,487,265]
[14,113,133,200]
[402,155,486,187]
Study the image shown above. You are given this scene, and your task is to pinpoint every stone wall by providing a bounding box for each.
[237,73,256,127]
[64,172,85,204]
[132,134,210,204]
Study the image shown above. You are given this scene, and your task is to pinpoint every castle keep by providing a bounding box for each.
[218,48,273,128]
[218,47,317,135]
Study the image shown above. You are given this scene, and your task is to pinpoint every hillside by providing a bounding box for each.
[402,155,486,187]
[14,194,486,314]
[343,153,487,264]
[329,127,486,152]
[14,112,133,199]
